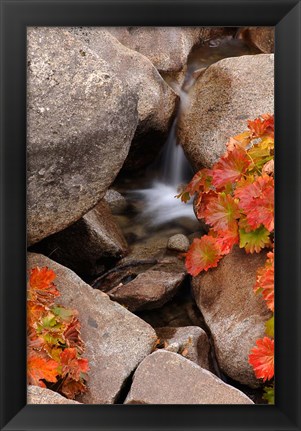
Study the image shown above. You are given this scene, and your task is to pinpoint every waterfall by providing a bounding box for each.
[133,86,195,227]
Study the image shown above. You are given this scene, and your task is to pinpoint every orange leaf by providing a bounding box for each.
[185,235,222,276]
[27,352,58,387]
[203,192,240,232]
[249,337,274,381]
[28,267,59,305]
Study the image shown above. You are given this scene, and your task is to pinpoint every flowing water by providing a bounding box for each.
[130,35,258,229]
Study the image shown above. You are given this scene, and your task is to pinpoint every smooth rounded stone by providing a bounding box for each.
[108,269,186,312]
[192,246,271,388]
[27,386,81,404]
[27,28,138,245]
[178,54,274,170]
[31,201,128,277]
[104,189,128,215]
[68,27,178,171]
[155,326,210,369]
[28,253,157,404]
[241,27,274,53]
[167,234,190,252]
[125,350,253,404]
[108,27,234,75]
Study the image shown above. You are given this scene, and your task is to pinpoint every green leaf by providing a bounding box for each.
[265,316,274,338]
[239,225,271,253]
[263,384,274,404]
[52,306,74,323]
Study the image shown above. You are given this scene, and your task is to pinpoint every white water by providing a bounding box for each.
[134,87,195,227]
[133,36,252,228]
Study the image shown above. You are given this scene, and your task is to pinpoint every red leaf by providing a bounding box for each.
[203,192,240,232]
[214,225,239,255]
[235,175,274,232]
[249,337,274,381]
[248,114,274,139]
[60,348,89,381]
[254,251,274,312]
[27,352,58,387]
[185,236,222,276]
[212,147,250,190]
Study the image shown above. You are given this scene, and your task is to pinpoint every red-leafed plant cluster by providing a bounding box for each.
[249,250,274,403]
[27,266,89,399]
[177,114,275,403]
[177,114,274,275]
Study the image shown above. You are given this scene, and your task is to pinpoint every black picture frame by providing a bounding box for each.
[0,0,300,430]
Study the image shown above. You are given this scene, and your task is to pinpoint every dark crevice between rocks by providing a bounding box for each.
[114,370,135,404]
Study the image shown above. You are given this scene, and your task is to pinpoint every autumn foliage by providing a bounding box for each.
[27,266,89,399]
[178,115,275,403]
[178,114,274,275]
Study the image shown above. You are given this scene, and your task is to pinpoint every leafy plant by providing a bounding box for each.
[249,250,274,403]
[177,115,275,403]
[177,114,274,276]
[27,266,89,399]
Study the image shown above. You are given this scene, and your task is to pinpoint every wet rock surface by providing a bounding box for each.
[125,350,253,404]
[27,386,82,404]
[178,54,274,169]
[28,253,157,404]
[155,326,210,369]
[31,201,128,277]
[192,246,271,387]
[27,27,138,244]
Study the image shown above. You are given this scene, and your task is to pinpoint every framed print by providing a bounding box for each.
[0,0,300,430]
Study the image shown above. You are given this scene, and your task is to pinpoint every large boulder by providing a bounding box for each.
[67,27,178,172]
[108,27,235,76]
[28,253,157,404]
[27,386,81,404]
[178,54,274,169]
[30,201,128,277]
[192,246,271,387]
[125,350,253,404]
[27,27,138,245]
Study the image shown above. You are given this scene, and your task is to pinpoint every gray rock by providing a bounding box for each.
[155,326,210,369]
[68,27,178,171]
[178,54,274,169]
[192,246,272,387]
[125,350,253,404]
[107,269,186,312]
[108,27,234,75]
[32,201,128,277]
[27,27,138,244]
[104,189,128,214]
[27,386,81,404]
[28,253,157,404]
[167,234,190,252]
